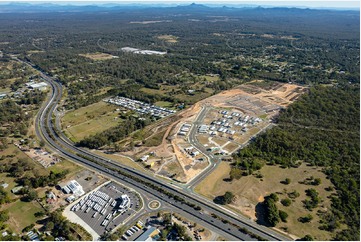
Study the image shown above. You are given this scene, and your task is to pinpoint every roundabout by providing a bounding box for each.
[148,200,161,210]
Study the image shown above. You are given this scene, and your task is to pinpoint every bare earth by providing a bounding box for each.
[79,52,118,60]
[119,82,306,183]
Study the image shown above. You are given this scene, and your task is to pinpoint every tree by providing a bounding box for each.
[26,189,38,202]
[0,210,9,223]
[223,191,235,205]
[229,168,243,180]
[281,198,292,207]
[283,178,291,185]
[264,198,280,226]
[313,178,321,186]
[279,210,288,222]
[34,211,46,217]
[299,234,314,241]
[45,221,54,231]
[298,214,313,223]
[269,193,279,202]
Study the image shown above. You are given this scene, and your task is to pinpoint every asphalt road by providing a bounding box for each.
[16,57,292,241]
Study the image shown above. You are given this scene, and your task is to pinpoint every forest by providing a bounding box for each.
[232,86,360,240]
[0,4,359,240]
[0,5,359,110]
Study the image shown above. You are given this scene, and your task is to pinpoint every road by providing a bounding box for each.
[16,57,291,241]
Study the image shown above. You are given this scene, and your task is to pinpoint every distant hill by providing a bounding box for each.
[0,2,359,13]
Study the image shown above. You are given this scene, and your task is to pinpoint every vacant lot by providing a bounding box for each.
[195,162,334,240]
[91,150,148,173]
[154,101,173,108]
[4,200,44,233]
[62,101,123,141]
[49,159,83,180]
[157,35,178,43]
[79,52,118,60]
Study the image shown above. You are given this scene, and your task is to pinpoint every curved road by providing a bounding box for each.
[17,57,291,241]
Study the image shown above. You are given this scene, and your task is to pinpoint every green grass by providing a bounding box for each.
[5,200,44,233]
[140,87,167,96]
[91,150,148,173]
[48,159,83,179]
[154,101,173,108]
[259,114,268,119]
[0,144,49,177]
[199,75,220,82]
[62,101,124,141]
[144,130,166,147]
[62,101,119,127]
[0,173,17,200]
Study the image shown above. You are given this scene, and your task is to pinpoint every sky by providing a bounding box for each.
[0,0,359,10]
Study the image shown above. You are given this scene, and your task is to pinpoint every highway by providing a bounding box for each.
[17,57,291,241]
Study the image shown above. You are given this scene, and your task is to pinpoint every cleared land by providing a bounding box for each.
[48,159,83,179]
[4,200,44,233]
[62,101,124,141]
[79,52,118,60]
[157,35,178,43]
[117,81,305,183]
[195,162,334,240]
[91,150,148,173]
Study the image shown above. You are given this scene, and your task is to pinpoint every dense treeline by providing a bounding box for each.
[0,6,357,110]
[0,100,29,137]
[232,86,360,240]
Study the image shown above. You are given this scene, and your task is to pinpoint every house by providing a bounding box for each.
[0,94,7,100]
[198,125,208,133]
[140,155,150,162]
[11,186,24,194]
[191,151,200,157]
[0,183,8,189]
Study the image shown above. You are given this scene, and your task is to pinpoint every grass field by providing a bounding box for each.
[199,75,220,82]
[211,136,228,147]
[49,159,83,180]
[222,142,239,153]
[157,35,178,43]
[195,162,334,240]
[144,130,167,147]
[197,134,210,146]
[141,85,214,104]
[5,200,44,233]
[62,101,123,141]
[79,52,117,60]
[1,144,49,177]
[154,101,173,108]
[0,173,17,199]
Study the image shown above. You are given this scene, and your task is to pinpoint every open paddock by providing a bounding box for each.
[79,52,118,61]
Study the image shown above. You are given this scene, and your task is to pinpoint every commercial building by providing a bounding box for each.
[118,194,130,209]
[135,226,160,241]
[26,81,48,91]
[61,180,85,197]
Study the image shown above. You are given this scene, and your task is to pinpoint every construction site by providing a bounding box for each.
[113,81,307,183]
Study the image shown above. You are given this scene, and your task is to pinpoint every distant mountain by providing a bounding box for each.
[0,2,358,13]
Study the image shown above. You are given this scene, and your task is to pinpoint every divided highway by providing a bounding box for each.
[19,57,291,241]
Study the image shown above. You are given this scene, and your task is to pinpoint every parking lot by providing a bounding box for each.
[105,96,175,118]
[71,182,142,235]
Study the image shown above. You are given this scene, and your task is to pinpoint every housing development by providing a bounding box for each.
[0,2,359,242]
